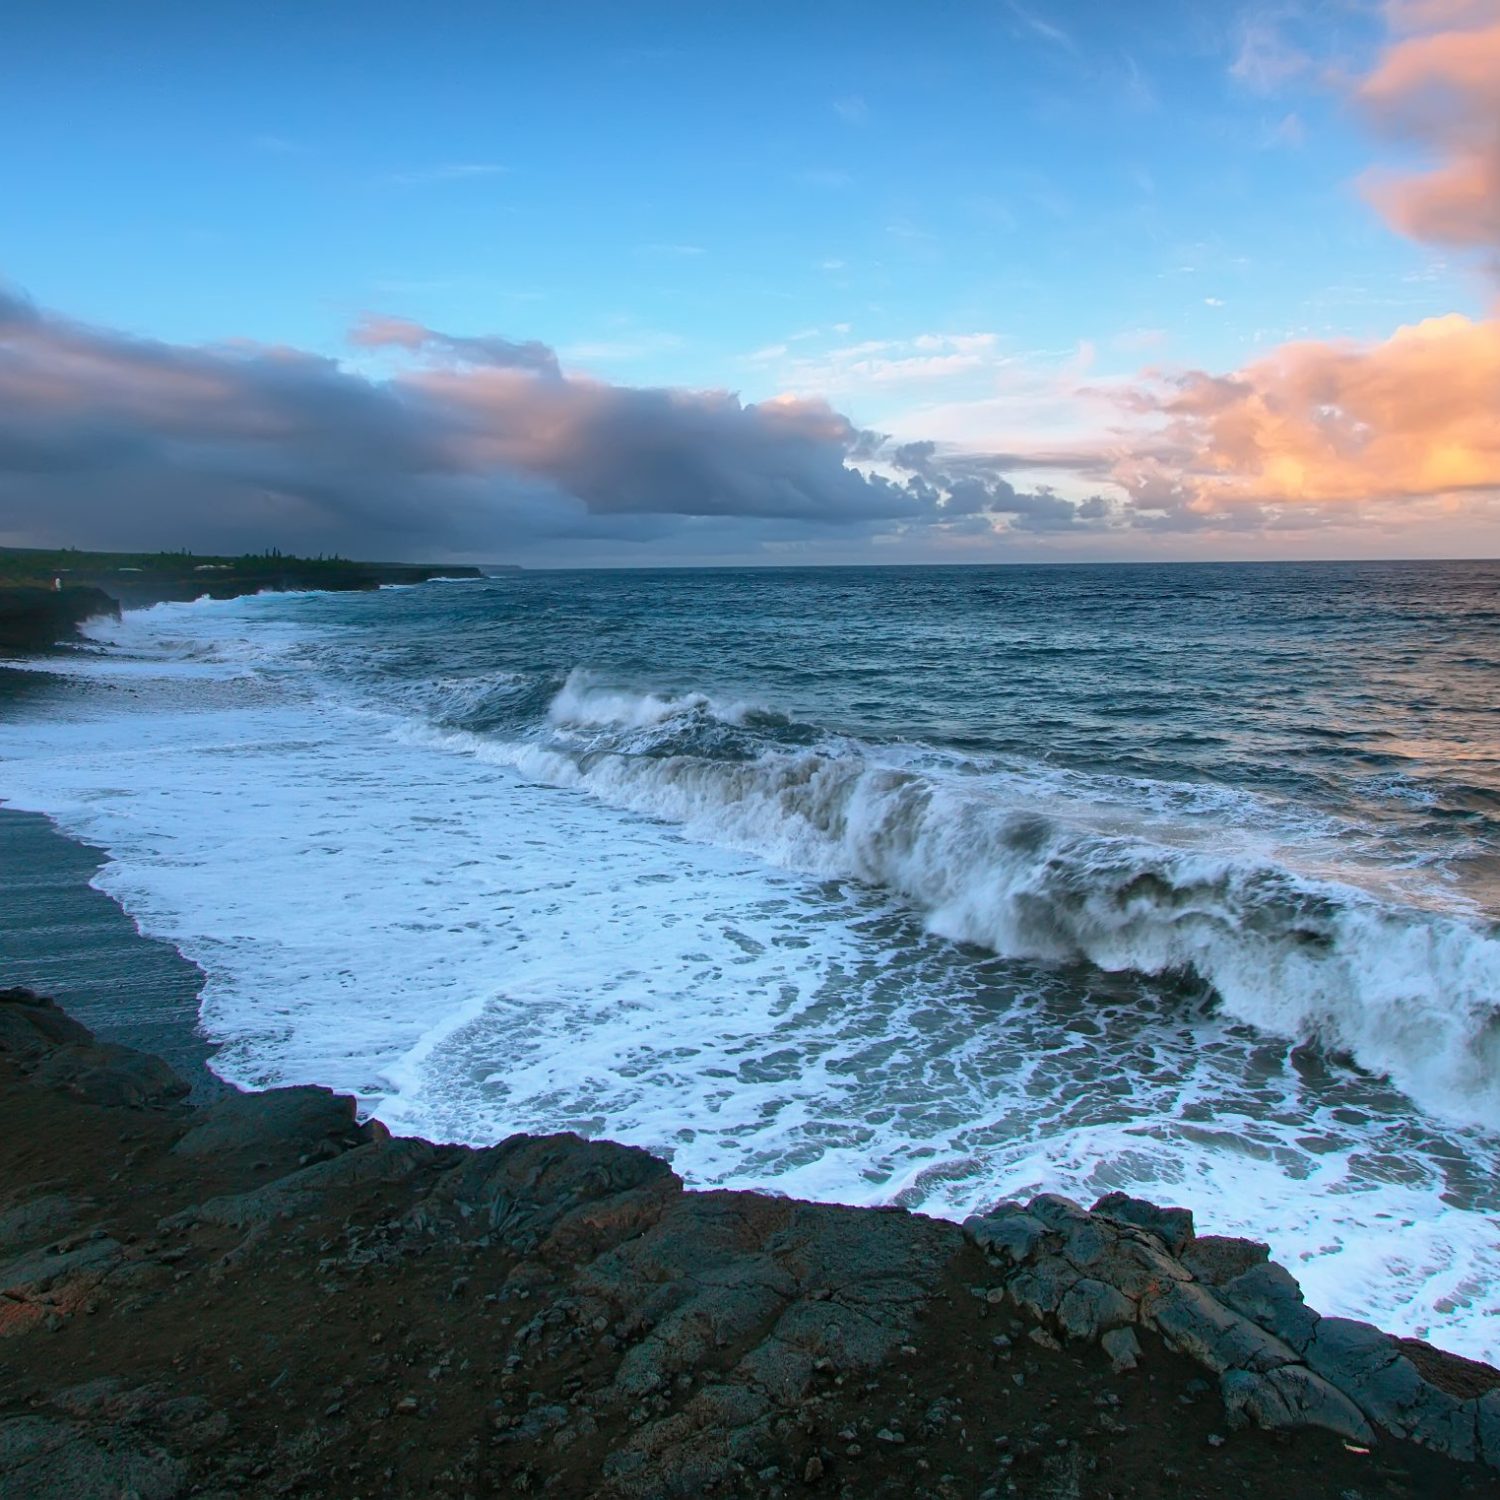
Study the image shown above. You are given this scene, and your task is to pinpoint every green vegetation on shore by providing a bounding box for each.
[0,545,477,589]
[0,546,489,647]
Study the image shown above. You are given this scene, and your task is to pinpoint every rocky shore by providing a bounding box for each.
[0,554,487,651]
[0,587,120,652]
[2,987,1496,1499]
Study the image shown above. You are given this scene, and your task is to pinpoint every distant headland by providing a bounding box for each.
[0,546,501,650]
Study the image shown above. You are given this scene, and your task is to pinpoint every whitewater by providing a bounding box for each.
[2,561,1498,1361]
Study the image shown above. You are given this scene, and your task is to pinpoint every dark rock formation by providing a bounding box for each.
[0,587,120,651]
[1,986,1495,1499]
[964,1196,1500,1465]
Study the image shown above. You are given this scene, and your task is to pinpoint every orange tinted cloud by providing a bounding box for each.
[1112,313,1500,517]
[1356,8,1500,253]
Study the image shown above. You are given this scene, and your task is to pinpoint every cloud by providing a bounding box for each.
[350,315,562,376]
[832,95,869,125]
[1260,111,1306,148]
[1384,0,1497,33]
[1106,312,1500,521]
[0,286,1131,557]
[889,442,1114,532]
[1355,9,1500,258]
[1006,2,1076,52]
[1229,13,1311,95]
[765,331,1005,394]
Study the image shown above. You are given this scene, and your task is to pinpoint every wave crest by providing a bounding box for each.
[448,710,1500,1127]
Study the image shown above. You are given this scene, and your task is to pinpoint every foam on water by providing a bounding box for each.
[2,586,1499,1363]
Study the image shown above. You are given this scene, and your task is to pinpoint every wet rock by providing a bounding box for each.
[1091,1192,1195,1256]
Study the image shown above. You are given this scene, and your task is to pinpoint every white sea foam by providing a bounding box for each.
[546,667,753,732]
[2,595,1499,1363]
[431,702,1500,1131]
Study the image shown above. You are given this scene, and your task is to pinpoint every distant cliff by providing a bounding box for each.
[0,547,489,625]
[77,564,484,609]
[0,586,121,651]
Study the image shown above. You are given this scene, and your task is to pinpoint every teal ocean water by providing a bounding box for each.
[2,561,1498,1358]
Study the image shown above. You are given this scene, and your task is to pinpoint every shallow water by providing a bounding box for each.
[1,561,1497,1359]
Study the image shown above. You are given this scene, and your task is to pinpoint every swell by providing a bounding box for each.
[403,674,1500,1129]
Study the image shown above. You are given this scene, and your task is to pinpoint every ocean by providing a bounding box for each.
[2,560,1498,1360]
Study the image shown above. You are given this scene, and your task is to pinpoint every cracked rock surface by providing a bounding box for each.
[2,988,1496,1499]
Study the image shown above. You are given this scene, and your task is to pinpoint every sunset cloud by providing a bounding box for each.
[1109,312,1500,519]
[0,289,1122,557]
[1356,5,1500,257]
[4,3,1498,563]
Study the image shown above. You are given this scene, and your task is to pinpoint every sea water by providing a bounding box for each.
[1,561,1497,1359]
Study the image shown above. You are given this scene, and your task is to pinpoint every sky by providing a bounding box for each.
[1,0,1498,565]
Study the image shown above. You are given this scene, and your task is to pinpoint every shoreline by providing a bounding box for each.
[0,606,1494,1380]
[1,986,1496,1499]
[0,805,224,1101]
[3,652,1498,1371]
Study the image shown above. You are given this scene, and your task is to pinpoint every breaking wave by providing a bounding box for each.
[411,673,1500,1128]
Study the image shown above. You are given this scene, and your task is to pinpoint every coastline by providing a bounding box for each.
[2,585,1500,1374]
[0,805,223,1100]
[1,987,1496,1499]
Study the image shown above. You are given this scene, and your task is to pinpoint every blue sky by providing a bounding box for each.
[2,1,1498,563]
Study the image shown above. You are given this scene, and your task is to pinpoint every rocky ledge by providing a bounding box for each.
[0,587,120,652]
[1,986,1495,1500]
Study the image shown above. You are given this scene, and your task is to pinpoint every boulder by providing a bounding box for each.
[1304,1318,1473,1456]
[1091,1192,1195,1255]
[1215,1260,1320,1355]
[29,1044,188,1109]
[964,1207,1050,1265]
[1100,1327,1141,1372]
[172,1085,369,1165]
[0,990,95,1058]
[1056,1277,1136,1343]
[1141,1281,1298,1374]
[1181,1235,1270,1287]
[1220,1366,1375,1444]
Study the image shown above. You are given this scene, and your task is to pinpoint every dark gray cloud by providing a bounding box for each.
[891,441,1117,532]
[0,292,1124,559]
